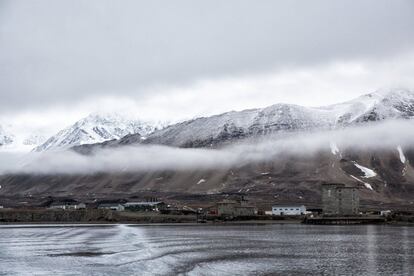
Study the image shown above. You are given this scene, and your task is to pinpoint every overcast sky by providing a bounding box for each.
[1,0,414,131]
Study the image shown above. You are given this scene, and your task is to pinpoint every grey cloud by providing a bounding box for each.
[1,0,414,111]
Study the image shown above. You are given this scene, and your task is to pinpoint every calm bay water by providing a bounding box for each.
[0,224,412,276]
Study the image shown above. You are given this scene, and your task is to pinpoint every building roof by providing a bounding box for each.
[322,183,358,189]
[50,201,83,206]
[272,205,306,208]
[124,201,164,206]
[98,203,123,207]
[217,200,238,204]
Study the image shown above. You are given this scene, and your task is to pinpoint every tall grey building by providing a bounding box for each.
[322,184,359,216]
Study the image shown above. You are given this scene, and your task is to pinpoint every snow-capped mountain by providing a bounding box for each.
[0,124,47,152]
[323,88,414,125]
[3,89,414,209]
[0,125,14,146]
[5,88,414,152]
[23,134,47,146]
[107,89,414,148]
[34,113,158,152]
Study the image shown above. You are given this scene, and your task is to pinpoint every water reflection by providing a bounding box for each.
[0,224,412,275]
[402,227,410,275]
[365,224,378,275]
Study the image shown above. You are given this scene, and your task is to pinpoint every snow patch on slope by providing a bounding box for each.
[350,175,374,190]
[353,162,377,178]
[330,142,340,156]
[397,146,406,164]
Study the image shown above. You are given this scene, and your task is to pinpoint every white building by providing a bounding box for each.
[49,202,86,210]
[272,205,306,216]
[98,203,125,211]
[380,210,392,217]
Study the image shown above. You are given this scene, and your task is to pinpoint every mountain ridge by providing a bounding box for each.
[83,88,414,149]
[34,113,157,152]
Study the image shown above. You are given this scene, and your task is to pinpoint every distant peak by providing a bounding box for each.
[370,87,414,99]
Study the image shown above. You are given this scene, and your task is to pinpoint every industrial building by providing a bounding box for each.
[322,183,359,216]
[215,198,256,217]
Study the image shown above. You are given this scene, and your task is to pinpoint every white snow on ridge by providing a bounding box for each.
[34,113,157,152]
[397,146,406,164]
[3,88,414,153]
[324,92,382,124]
[197,179,206,185]
[350,175,374,190]
[145,89,414,148]
[353,162,377,178]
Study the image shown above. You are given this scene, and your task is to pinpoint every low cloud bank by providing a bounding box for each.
[0,120,413,175]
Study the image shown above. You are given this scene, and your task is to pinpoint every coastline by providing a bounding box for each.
[0,219,303,227]
[1,220,413,227]
[1,209,413,226]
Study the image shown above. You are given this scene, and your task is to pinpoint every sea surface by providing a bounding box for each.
[0,224,413,275]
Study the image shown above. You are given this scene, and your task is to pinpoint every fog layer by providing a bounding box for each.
[0,120,413,174]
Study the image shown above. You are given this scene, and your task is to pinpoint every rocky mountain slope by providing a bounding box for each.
[1,146,413,209]
[34,113,156,152]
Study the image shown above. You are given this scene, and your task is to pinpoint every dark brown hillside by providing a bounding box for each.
[1,148,413,209]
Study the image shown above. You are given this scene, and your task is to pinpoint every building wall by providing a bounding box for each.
[322,184,342,215]
[234,206,256,216]
[124,202,165,212]
[322,184,359,216]
[116,205,125,212]
[98,205,125,211]
[50,203,86,210]
[74,203,86,210]
[217,202,256,217]
[217,203,236,216]
[338,188,359,215]
[272,206,306,216]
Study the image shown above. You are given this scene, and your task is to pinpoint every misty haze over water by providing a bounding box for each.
[0,224,412,275]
